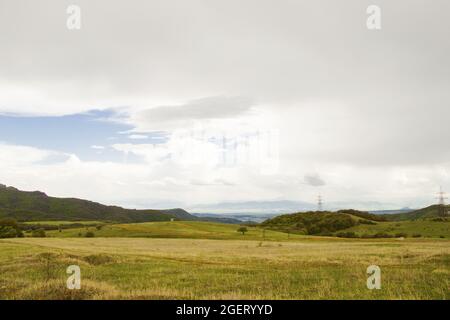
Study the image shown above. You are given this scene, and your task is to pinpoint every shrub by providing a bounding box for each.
[32,229,46,238]
[85,231,95,238]
[359,220,377,225]
[373,232,394,238]
[412,233,422,238]
[336,231,357,238]
[395,233,408,238]
[0,219,24,238]
[237,227,248,235]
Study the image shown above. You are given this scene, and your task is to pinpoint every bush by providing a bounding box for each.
[395,233,408,238]
[0,218,24,238]
[85,231,95,238]
[412,233,422,238]
[32,229,46,238]
[336,231,357,238]
[373,232,394,238]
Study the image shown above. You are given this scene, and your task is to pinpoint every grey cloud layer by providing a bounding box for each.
[135,96,254,128]
[0,0,449,207]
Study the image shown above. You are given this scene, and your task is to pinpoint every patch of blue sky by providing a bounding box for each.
[0,109,168,162]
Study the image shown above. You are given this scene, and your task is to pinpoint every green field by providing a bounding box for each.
[1,220,449,300]
[45,221,306,241]
[23,220,103,226]
[342,220,449,238]
[0,236,448,300]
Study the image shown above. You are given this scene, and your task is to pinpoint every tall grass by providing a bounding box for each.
[0,237,448,300]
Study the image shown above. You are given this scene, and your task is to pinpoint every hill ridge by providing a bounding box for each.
[0,184,195,222]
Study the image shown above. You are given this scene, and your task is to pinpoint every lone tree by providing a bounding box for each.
[237,227,248,235]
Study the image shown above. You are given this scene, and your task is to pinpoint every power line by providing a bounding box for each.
[436,186,447,206]
[436,186,448,216]
[317,194,323,211]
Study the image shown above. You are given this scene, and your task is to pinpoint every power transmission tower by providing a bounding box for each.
[317,195,323,211]
[436,186,448,216]
[436,186,447,205]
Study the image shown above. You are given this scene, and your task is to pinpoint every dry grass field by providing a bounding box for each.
[1,236,448,300]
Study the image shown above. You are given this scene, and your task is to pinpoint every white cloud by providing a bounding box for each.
[0,1,449,209]
[0,143,55,165]
[0,141,448,210]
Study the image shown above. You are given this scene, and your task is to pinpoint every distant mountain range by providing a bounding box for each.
[0,184,194,222]
[0,184,243,224]
[380,205,449,221]
[1,184,446,224]
[188,200,416,214]
[188,200,316,214]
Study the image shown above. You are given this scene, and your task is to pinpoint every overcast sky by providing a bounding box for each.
[0,0,449,212]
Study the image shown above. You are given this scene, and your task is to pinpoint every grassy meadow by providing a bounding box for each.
[342,220,449,238]
[44,221,305,241]
[0,222,449,300]
[22,220,104,226]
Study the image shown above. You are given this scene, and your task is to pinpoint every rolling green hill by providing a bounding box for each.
[261,209,449,238]
[260,211,365,235]
[0,185,194,222]
[381,205,450,221]
[339,219,449,238]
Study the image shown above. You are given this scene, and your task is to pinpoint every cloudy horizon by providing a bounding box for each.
[1,0,449,213]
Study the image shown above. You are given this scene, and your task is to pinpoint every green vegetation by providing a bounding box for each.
[261,211,358,235]
[0,186,194,223]
[382,205,450,221]
[0,237,448,299]
[237,227,248,235]
[340,219,449,238]
[337,209,387,221]
[46,221,306,241]
[0,218,23,238]
[22,220,104,226]
[1,185,449,300]
[31,229,46,238]
[20,221,106,234]
[262,210,449,239]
